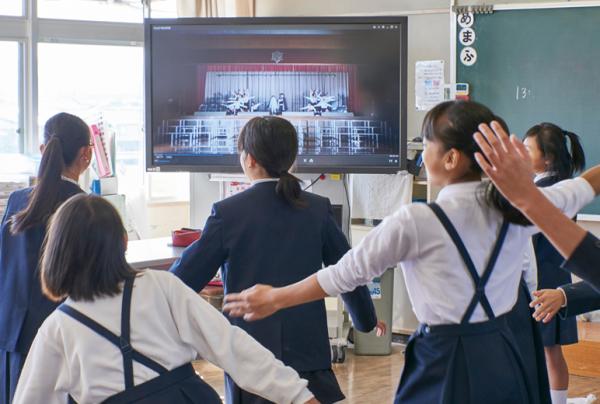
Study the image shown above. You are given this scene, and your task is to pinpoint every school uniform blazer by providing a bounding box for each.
[0,180,82,353]
[170,182,377,371]
[558,281,600,319]
[561,232,600,293]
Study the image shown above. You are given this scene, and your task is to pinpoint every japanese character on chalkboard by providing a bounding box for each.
[460,47,477,66]
[459,28,476,46]
[458,12,474,28]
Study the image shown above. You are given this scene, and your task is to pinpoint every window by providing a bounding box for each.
[150,0,178,18]
[38,43,144,193]
[0,0,22,16]
[1,0,190,237]
[0,41,21,154]
[38,0,144,23]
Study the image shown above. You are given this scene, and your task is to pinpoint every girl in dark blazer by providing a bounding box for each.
[170,116,379,404]
[0,112,91,404]
[523,123,586,404]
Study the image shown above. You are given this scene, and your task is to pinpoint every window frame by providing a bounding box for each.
[0,0,189,203]
[0,33,26,154]
[0,0,147,156]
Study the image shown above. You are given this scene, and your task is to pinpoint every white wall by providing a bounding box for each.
[147,201,191,238]
[578,217,600,238]
[454,0,598,6]
[255,0,449,15]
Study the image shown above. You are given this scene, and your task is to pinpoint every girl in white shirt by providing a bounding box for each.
[223,100,600,404]
[13,194,317,404]
[523,123,586,404]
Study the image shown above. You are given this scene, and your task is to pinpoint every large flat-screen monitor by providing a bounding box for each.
[145,17,407,173]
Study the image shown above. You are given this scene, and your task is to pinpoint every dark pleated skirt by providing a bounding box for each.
[506,281,552,404]
[394,313,540,404]
[537,237,579,346]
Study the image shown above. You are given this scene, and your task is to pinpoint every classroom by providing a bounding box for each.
[1,0,600,403]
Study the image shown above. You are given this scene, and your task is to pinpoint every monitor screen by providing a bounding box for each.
[145,17,407,173]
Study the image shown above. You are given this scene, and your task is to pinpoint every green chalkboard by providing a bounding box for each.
[457,7,600,214]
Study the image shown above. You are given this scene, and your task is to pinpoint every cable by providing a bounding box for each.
[303,173,325,191]
[342,174,352,245]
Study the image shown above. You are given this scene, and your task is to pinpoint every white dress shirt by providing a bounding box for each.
[60,175,81,187]
[251,178,279,186]
[317,178,594,325]
[534,172,557,183]
[13,270,313,404]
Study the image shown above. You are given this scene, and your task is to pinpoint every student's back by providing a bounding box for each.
[0,112,90,404]
[0,181,82,353]
[330,178,586,326]
[171,116,376,404]
[16,270,311,404]
[13,195,316,404]
[178,181,358,370]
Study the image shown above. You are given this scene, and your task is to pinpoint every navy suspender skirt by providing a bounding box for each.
[394,204,548,404]
[59,278,221,404]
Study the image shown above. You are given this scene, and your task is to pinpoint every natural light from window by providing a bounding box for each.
[0,0,22,16]
[38,43,144,194]
[38,0,178,22]
[0,41,20,154]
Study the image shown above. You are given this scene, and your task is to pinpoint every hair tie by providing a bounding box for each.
[49,135,63,146]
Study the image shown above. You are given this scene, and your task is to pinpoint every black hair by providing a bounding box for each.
[11,112,90,233]
[238,116,306,208]
[524,123,586,181]
[41,194,137,302]
[422,100,529,225]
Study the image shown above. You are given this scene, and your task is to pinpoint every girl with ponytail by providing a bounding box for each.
[170,116,379,404]
[0,112,91,404]
[236,116,306,209]
[521,123,586,404]
[222,101,597,404]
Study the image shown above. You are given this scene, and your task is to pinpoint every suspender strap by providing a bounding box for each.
[121,278,134,389]
[58,281,168,388]
[461,220,509,323]
[428,203,509,324]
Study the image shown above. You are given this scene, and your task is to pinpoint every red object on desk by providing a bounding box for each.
[171,229,201,247]
[207,280,223,287]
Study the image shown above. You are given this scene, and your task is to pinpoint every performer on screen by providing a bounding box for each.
[269,96,279,115]
[278,93,288,115]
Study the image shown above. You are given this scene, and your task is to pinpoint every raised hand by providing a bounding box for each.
[473,121,536,209]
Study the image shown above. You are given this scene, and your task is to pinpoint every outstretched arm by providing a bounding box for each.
[225,206,419,322]
[167,273,316,404]
[322,201,378,333]
[223,275,327,322]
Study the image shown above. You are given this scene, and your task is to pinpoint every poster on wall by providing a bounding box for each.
[415,60,445,111]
